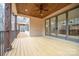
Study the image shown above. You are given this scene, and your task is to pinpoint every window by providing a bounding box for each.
[58,13,66,37]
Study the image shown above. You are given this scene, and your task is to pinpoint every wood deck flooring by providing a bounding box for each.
[4,33,79,56]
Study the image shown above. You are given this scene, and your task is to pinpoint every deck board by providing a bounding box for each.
[4,33,79,56]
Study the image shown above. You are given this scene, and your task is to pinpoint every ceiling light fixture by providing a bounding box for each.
[40,13,43,16]
[25,9,28,12]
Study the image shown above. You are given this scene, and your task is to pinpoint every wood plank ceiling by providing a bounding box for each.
[16,3,70,18]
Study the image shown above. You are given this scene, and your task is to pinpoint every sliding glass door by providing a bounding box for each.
[68,7,79,42]
[45,6,79,43]
[50,17,56,36]
[57,13,67,38]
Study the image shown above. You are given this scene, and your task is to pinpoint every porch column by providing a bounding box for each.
[4,3,12,52]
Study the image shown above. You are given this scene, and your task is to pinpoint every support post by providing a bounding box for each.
[4,3,12,52]
[15,15,17,37]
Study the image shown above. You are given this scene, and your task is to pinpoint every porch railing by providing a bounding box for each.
[0,30,19,56]
[0,31,5,56]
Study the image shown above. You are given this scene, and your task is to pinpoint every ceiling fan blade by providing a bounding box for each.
[33,3,48,14]
[43,9,48,11]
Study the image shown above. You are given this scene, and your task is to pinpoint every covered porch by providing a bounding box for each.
[0,3,79,56]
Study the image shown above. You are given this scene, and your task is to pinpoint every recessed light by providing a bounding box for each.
[25,9,28,12]
[40,14,43,16]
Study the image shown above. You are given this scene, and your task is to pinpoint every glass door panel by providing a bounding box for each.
[45,19,50,35]
[68,7,79,42]
[50,17,56,36]
[58,13,67,38]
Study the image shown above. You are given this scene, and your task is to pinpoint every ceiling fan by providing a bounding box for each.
[35,3,48,16]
